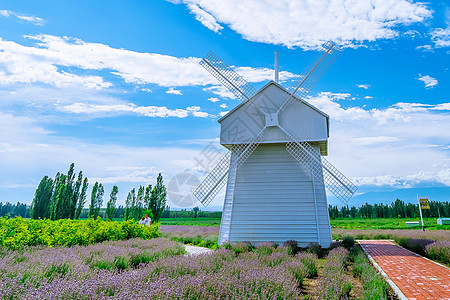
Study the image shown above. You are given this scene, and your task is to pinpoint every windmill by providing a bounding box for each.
[194,42,357,247]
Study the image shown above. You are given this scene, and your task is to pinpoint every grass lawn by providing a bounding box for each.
[330,217,450,230]
[159,217,449,230]
[160,217,221,226]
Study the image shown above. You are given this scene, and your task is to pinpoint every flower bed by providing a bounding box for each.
[0,239,315,299]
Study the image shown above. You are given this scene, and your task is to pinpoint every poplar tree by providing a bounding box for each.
[75,178,88,219]
[124,188,135,220]
[88,182,104,218]
[149,173,167,222]
[30,176,54,219]
[106,185,118,220]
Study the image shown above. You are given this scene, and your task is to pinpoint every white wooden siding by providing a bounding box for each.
[219,83,328,155]
[220,143,332,247]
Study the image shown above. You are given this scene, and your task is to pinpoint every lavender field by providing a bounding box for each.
[0,237,326,299]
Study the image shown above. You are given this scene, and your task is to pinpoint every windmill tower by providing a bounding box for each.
[194,43,357,247]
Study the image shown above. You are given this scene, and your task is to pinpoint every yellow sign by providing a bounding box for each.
[419,198,430,210]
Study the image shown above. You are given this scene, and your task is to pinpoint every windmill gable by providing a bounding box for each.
[219,81,329,155]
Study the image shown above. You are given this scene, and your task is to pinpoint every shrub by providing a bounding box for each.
[306,242,324,258]
[0,217,160,249]
[342,236,355,250]
[231,241,254,254]
[426,241,450,265]
[396,238,434,256]
[283,240,299,255]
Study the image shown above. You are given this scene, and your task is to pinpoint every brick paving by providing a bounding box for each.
[359,240,450,300]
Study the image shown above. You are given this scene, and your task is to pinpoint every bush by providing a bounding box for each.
[0,217,160,249]
[283,240,299,255]
[306,242,324,258]
[342,236,355,250]
[395,238,434,256]
[231,241,254,255]
[426,241,450,265]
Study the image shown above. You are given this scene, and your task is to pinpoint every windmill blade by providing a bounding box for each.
[193,128,267,207]
[200,51,257,102]
[277,42,341,114]
[288,42,341,99]
[192,150,232,207]
[280,128,357,204]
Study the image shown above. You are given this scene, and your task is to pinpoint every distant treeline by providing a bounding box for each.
[329,199,450,219]
[161,206,222,219]
[0,202,29,218]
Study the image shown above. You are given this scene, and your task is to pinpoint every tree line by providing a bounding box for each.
[30,163,167,222]
[328,199,450,219]
[0,202,29,218]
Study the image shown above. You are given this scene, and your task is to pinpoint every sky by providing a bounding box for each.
[0,0,449,210]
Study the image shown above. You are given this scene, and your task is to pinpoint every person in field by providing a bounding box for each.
[144,214,151,226]
[138,216,146,226]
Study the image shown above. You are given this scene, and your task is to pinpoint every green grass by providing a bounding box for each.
[160,217,449,230]
[330,218,450,230]
[160,218,221,226]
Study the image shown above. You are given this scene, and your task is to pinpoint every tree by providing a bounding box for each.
[133,185,145,220]
[30,176,54,219]
[88,182,104,218]
[149,173,167,222]
[124,188,135,220]
[192,206,200,218]
[75,178,88,219]
[106,185,118,220]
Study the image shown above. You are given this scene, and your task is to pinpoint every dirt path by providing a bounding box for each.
[359,240,450,300]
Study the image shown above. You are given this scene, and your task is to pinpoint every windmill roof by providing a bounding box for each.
[217,80,329,123]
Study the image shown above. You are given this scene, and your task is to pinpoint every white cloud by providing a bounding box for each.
[431,27,450,48]
[417,74,438,89]
[353,169,450,187]
[60,102,210,118]
[186,3,223,32]
[305,92,450,189]
[169,0,431,49]
[352,136,401,146]
[207,97,220,103]
[219,103,228,109]
[364,96,373,99]
[357,84,370,89]
[166,87,183,95]
[0,34,289,91]
[203,85,236,99]
[219,111,229,117]
[141,88,153,93]
[416,44,433,52]
[0,9,45,25]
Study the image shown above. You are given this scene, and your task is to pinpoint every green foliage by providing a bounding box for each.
[124,188,135,220]
[30,176,53,219]
[75,177,88,219]
[306,242,324,258]
[351,247,390,299]
[149,173,167,223]
[88,182,104,219]
[0,217,161,249]
[106,186,118,220]
[32,163,89,221]
[342,236,355,250]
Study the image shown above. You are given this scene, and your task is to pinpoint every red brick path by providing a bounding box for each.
[359,240,450,300]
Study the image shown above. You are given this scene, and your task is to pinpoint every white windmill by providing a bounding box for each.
[194,42,357,247]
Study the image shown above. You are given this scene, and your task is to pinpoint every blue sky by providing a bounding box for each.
[0,0,449,209]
